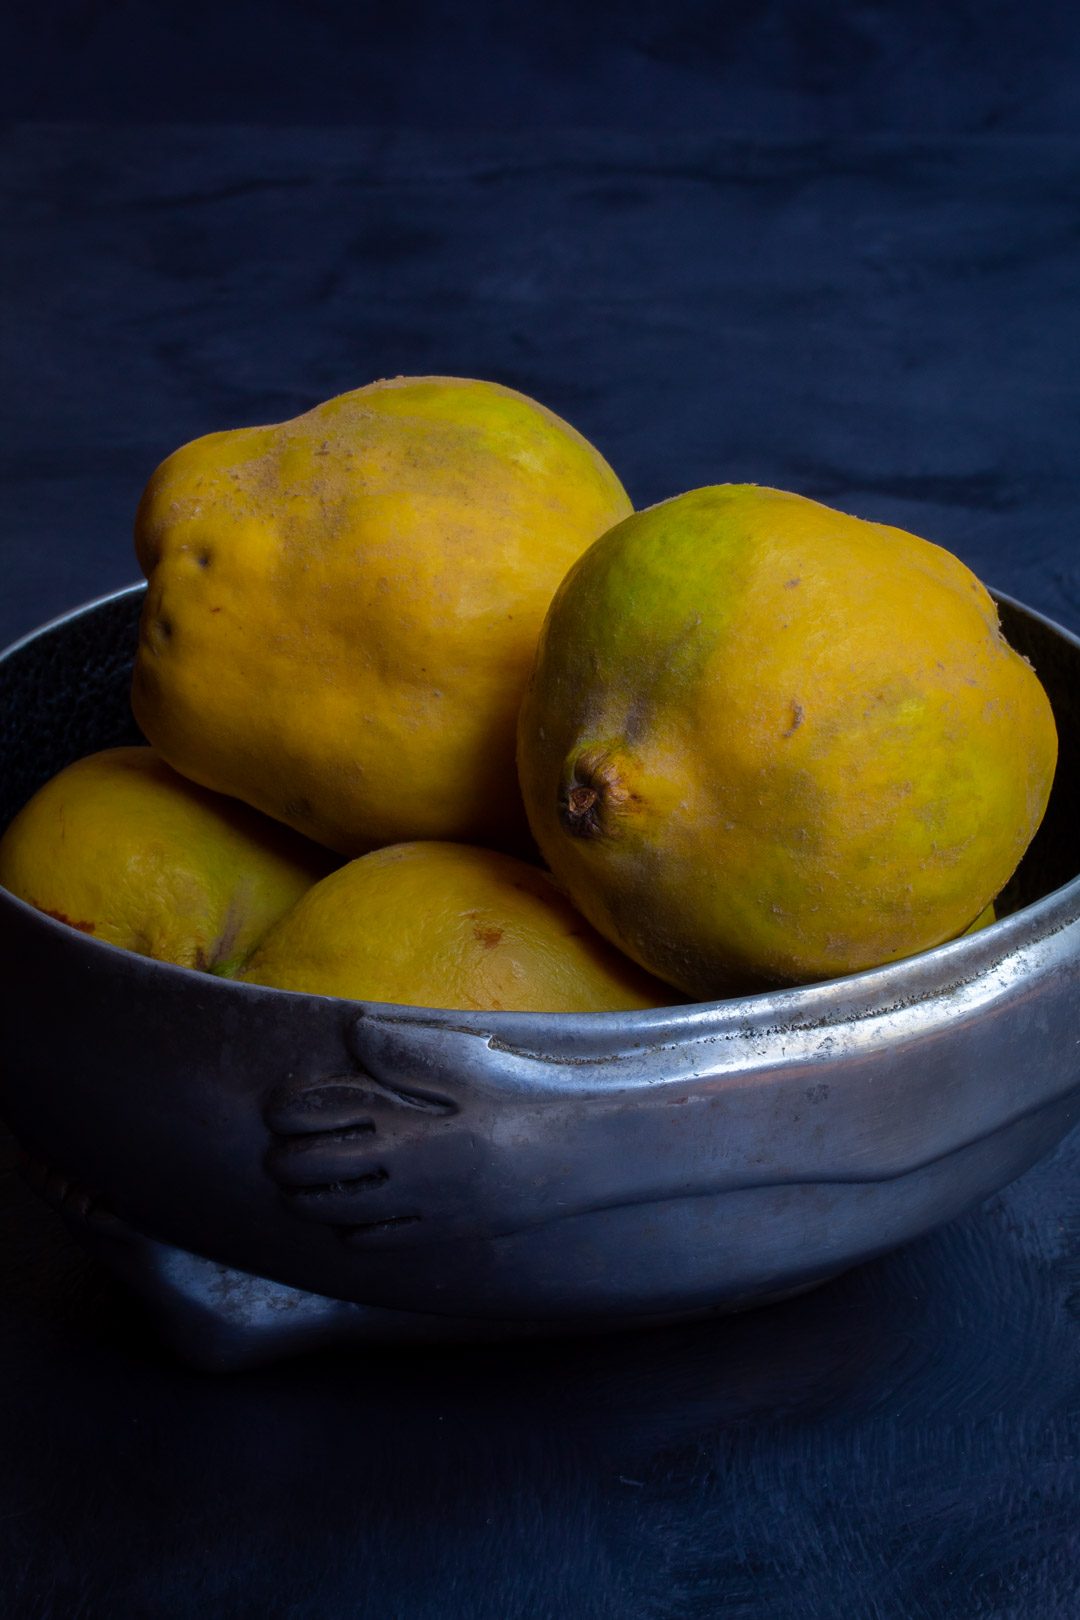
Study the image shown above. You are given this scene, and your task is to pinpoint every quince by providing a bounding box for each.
[0,747,333,973]
[517,485,1057,994]
[132,376,631,855]
[237,841,672,1013]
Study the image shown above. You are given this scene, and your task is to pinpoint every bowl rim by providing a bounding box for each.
[3,579,1079,1046]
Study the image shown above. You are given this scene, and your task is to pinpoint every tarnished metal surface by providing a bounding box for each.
[2,584,1079,1356]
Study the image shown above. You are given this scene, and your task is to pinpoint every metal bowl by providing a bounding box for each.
[2,584,1080,1364]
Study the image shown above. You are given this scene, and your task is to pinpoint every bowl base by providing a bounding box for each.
[27,1158,838,1367]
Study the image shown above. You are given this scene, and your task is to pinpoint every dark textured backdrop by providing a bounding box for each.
[6,126,1080,649]
[4,6,1080,1618]
[8,0,1080,132]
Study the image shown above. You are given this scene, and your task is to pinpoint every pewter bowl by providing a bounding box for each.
[2,584,1080,1366]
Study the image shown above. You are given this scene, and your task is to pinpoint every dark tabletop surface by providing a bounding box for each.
[5,56,1080,1620]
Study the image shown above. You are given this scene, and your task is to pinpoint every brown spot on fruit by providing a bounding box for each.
[473,923,504,949]
[782,701,805,738]
[39,907,96,934]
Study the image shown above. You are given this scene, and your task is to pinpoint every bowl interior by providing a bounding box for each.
[2,585,1078,923]
[1,588,145,834]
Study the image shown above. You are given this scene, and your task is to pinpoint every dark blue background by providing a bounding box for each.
[4,6,1080,1617]
[8,0,1080,133]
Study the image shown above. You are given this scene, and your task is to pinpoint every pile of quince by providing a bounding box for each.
[0,376,1058,1012]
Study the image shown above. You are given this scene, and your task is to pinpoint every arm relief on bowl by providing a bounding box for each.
[257,979,1065,1251]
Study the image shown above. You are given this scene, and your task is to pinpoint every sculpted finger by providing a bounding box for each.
[280,1169,397,1225]
[347,1013,466,1109]
[338,1204,527,1248]
[350,1010,553,1102]
[263,1078,380,1137]
[264,1127,378,1190]
[337,1213,431,1248]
